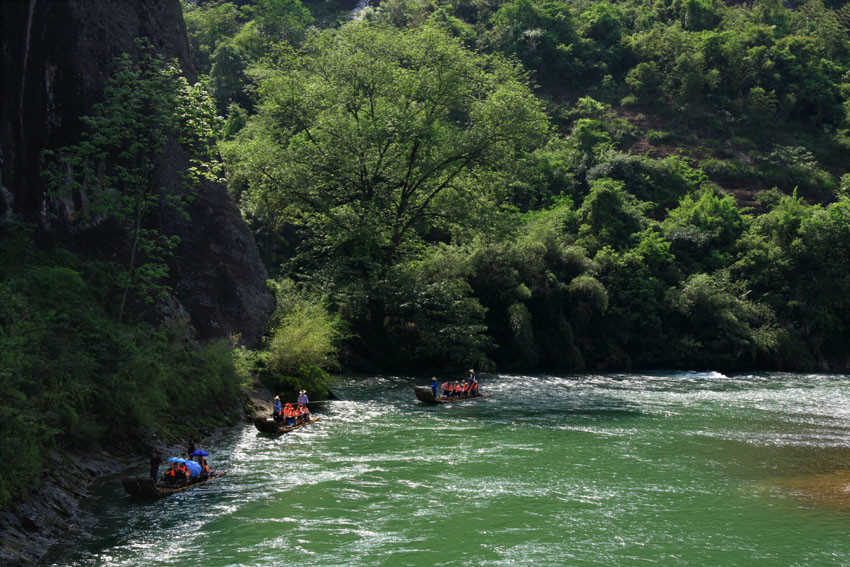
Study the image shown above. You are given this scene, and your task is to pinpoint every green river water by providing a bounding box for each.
[43,372,850,566]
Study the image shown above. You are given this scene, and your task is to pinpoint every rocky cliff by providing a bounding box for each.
[0,0,274,346]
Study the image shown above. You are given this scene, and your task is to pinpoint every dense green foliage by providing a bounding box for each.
[223,22,548,359]
[185,0,850,374]
[1,45,235,508]
[0,225,244,508]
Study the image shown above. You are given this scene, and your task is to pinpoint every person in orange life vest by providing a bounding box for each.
[175,462,188,483]
[471,378,479,395]
[441,382,450,398]
[300,405,310,422]
[165,462,186,484]
[198,456,210,478]
[285,403,296,427]
[164,462,178,484]
[454,382,462,398]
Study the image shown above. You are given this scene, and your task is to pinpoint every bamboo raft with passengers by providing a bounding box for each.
[415,372,490,404]
[121,470,228,498]
[255,391,322,435]
[414,386,491,404]
[253,415,321,435]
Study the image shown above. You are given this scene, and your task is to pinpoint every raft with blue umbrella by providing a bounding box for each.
[121,455,226,498]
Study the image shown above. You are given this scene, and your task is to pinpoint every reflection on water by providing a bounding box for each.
[43,372,850,567]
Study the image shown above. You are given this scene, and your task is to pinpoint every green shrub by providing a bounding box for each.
[257,279,343,398]
[647,129,677,145]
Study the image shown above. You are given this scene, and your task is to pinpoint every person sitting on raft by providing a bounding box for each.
[163,462,177,485]
[284,403,297,427]
[441,382,451,398]
[164,462,187,485]
[198,456,210,478]
[299,405,310,423]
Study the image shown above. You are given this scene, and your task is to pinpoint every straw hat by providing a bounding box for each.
[468,369,474,373]
[274,395,280,400]
[299,390,306,394]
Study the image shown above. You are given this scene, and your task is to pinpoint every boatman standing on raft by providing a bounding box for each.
[150,450,162,482]
[297,390,309,408]
[431,377,439,399]
[273,395,282,423]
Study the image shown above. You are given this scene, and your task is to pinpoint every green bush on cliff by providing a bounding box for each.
[254,279,343,400]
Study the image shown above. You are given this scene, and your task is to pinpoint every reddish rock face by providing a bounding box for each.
[0,0,274,346]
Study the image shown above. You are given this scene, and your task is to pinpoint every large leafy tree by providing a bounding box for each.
[225,22,548,340]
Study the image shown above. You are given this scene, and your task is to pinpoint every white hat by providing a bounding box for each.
[274,395,279,400]
[299,390,306,394]
[469,369,474,373]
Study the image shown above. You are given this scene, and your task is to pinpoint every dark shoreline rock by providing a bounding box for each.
[0,450,121,566]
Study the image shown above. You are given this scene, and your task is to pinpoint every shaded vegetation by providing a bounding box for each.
[0,224,244,508]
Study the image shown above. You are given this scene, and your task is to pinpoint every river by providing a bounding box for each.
[43,372,850,566]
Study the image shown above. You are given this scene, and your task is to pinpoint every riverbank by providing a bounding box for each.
[0,378,272,566]
[0,450,120,565]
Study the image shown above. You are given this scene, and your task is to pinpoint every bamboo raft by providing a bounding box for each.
[121,470,227,498]
[414,386,491,404]
[253,415,321,435]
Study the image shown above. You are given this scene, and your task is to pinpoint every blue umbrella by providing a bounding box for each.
[184,460,202,478]
[191,450,209,457]
[167,457,187,464]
